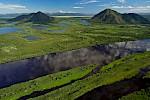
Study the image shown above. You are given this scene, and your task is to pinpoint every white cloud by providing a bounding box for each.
[117,0,126,3]
[0,3,26,10]
[59,10,76,13]
[111,6,150,12]
[78,0,99,5]
[112,6,150,9]
[73,6,84,9]
[59,10,65,13]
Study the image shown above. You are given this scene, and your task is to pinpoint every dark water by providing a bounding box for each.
[31,25,48,30]
[48,29,65,33]
[79,21,91,25]
[0,39,150,89]
[0,27,22,34]
[24,36,39,40]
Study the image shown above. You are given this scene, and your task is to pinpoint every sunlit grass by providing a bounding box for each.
[0,64,98,100]
[0,17,150,64]
[29,51,150,100]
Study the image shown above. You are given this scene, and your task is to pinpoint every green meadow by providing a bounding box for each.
[0,17,150,64]
[0,17,150,100]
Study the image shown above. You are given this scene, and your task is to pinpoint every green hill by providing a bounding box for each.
[9,11,53,24]
[91,9,150,24]
[122,13,150,24]
[91,9,125,24]
[142,15,150,21]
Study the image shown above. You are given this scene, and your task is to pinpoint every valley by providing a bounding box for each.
[0,15,150,64]
[0,9,150,100]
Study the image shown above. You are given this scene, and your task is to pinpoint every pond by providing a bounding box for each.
[79,21,91,25]
[24,36,39,40]
[48,29,65,33]
[58,23,68,27]
[31,25,48,30]
[0,39,150,88]
[0,27,23,34]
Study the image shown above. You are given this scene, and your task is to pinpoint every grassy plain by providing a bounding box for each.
[0,17,150,64]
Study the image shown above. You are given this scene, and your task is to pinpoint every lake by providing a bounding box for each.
[24,36,39,40]
[0,39,150,88]
[79,21,91,25]
[48,29,65,33]
[0,27,23,34]
[31,25,48,30]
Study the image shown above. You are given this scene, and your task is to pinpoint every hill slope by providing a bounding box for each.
[91,9,150,24]
[122,13,150,24]
[9,11,53,24]
[142,15,150,21]
[91,9,125,24]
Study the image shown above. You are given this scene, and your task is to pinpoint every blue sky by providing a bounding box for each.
[0,0,150,14]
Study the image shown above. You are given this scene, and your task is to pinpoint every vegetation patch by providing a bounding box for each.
[0,64,98,100]
[1,45,17,53]
[29,52,150,100]
[119,87,150,100]
[0,17,150,64]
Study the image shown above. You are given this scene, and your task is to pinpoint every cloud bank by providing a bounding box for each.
[78,0,99,5]
[73,6,84,9]
[0,3,26,10]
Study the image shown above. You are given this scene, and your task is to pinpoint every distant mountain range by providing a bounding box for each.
[0,13,93,19]
[142,15,150,21]
[48,12,93,16]
[91,9,150,24]
[8,11,53,24]
[4,9,150,24]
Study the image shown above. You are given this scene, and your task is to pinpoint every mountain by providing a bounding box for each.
[122,13,150,24]
[0,12,93,19]
[0,13,24,18]
[141,15,150,21]
[91,9,125,24]
[9,11,53,24]
[91,9,150,24]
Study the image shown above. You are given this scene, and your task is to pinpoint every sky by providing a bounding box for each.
[0,0,150,14]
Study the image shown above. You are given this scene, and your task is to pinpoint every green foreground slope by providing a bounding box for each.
[30,51,150,100]
[119,87,150,100]
[0,64,97,100]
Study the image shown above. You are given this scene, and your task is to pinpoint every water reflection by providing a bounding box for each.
[0,39,150,88]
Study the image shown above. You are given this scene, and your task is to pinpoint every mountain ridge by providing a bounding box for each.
[8,11,53,24]
[91,9,150,24]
